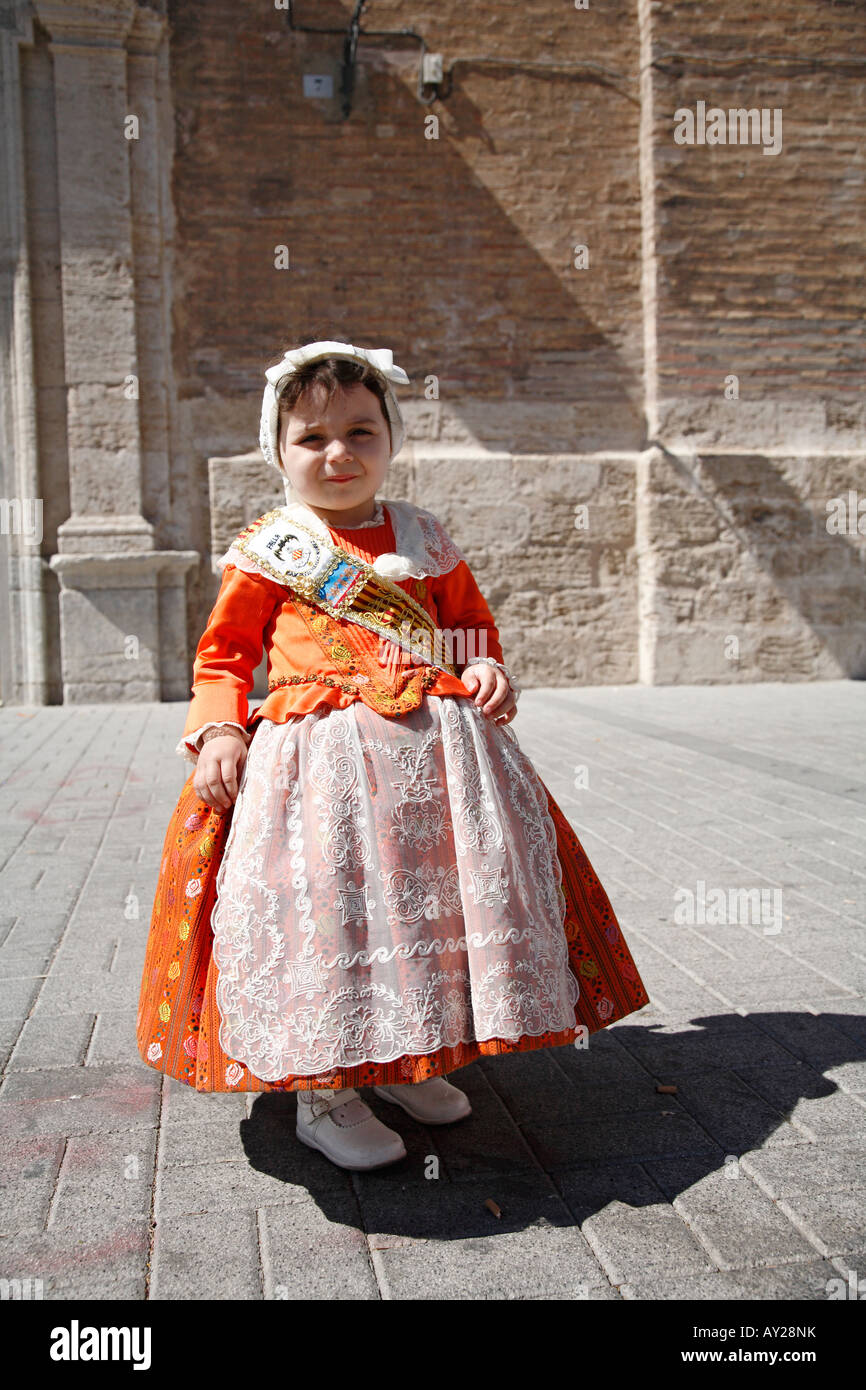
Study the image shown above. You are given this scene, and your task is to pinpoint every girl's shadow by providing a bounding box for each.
[238,1009,866,1240]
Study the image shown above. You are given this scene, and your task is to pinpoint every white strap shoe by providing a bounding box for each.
[372,1075,472,1124]
[296,1087,407,1170]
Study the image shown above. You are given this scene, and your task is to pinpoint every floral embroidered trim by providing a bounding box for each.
[267,668,440,697]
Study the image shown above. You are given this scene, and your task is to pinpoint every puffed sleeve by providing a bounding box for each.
[176,564,286,763]
[426,558,506,674]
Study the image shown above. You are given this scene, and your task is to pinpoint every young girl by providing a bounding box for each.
[137,337,650,1172]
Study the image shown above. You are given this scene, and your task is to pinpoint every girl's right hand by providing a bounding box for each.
[193,733,248,813]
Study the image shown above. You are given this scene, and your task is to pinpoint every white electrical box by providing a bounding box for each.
[303,74,334,99]
[421,53,443,85]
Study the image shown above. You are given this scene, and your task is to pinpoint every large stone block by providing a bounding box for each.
[48,551,199,702]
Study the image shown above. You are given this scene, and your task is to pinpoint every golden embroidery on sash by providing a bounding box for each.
[282,595,440,717]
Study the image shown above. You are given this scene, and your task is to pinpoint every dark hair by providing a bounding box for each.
[267,333,392,447]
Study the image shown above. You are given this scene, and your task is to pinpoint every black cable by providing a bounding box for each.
[647,49,866,74]
[285,6,862,120]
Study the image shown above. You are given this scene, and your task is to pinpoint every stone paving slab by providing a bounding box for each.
[1,682,865,1301]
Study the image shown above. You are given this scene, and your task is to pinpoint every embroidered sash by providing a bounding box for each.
[230,507,458,677]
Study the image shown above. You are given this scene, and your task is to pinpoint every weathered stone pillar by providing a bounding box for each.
[31,0,198,702]
[127,3,173,530]
[0,1,47,706]
[37,0,149,549]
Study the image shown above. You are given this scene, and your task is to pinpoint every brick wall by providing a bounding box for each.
[116,1,866,687]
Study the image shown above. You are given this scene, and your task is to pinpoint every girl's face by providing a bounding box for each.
[277,381,391,526]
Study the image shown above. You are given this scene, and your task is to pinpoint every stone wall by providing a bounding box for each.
[0,0,862,706]
[640,0,866,683]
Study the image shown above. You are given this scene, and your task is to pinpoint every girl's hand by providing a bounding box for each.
[460,664,518,726]
[193,732,248,813]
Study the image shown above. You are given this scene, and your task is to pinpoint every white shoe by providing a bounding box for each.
[296,1087,407,1171]
[372,1075,472,1124]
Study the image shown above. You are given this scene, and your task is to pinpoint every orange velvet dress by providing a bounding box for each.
[136,504,650,1092]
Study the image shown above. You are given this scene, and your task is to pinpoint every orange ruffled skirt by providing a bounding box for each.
[137,708,650,1093]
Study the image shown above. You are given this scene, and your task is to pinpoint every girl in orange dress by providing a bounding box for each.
[136,338,650,1171]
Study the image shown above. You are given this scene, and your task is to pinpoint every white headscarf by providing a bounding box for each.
[259,340,410,506]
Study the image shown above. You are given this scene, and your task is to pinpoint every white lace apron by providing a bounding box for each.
[210,695,580,1081]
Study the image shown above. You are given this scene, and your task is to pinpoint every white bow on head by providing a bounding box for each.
[264,341,410,390]
[259,340,410,508]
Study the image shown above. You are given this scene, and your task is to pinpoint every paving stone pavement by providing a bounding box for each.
[1,681,864,1302]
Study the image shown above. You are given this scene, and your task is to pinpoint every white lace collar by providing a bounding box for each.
[282,498,468,580]
[220,498,468,583]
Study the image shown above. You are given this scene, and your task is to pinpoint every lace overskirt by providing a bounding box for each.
[211,698,581,1080]
[137,697,651,1092]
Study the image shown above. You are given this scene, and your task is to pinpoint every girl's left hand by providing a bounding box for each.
[460,665,518,726]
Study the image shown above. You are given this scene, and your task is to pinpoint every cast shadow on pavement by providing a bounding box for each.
[237,1009,866,1241]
